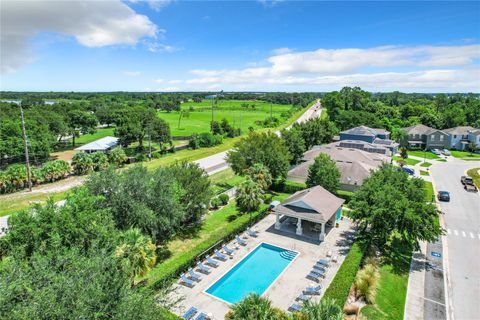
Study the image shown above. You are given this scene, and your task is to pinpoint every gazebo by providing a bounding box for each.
[273,185,345,241]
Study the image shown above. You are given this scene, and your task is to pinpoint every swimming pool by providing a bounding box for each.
[205,242,298,304]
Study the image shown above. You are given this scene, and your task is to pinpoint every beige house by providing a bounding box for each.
[288,143,390,191]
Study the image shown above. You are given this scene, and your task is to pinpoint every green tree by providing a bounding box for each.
[399,146,408,159]
[235,178,264,213]
[115,228,157,278]
[244,163,273,191]
[114,107,156,149]
[227,131,291,181]
[306,154,341,193]
[295,298,343,320]
[293,118,338,149]
[66,109,97,147]
[150,117,171,149]
[71,152,94,175]
[349,164,442,251]
[281,127,306,164]
[468,141,478,154]
[90,151,109,171]
[225,294,288,320]
[109,147,127,167]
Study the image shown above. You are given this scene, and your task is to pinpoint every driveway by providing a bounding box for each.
[429,159,480,320]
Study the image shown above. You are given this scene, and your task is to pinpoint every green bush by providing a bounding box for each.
[108,147,127,167]
[218,193,230,205]
[90,152,109,171]
[322,242,365,308]
[210,197,222,209]
[355,263,380,303]
[72,152,94,175]
[134,153,147,162]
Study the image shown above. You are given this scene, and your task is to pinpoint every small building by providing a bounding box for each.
[338,139,394,156]
[339,126,390,143]
[273,185,345,242]
[443,126,480,150]
[74,136,119,153]
[401,124,448,150]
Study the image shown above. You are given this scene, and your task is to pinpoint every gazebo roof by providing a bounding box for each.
[274,185,345,223]
[75,136,119,151]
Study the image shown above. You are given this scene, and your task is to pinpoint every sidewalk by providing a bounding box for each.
[404,241,428,320]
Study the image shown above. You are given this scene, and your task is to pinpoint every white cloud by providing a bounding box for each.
[146,0,174,11]
[184,45,480,92]
[145,42,181,53]
[1,0,158,73]
[124,71,142,77]
[158,86,180,92]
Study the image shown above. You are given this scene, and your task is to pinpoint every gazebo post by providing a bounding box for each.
[275,212,281,230]
[296,218,303,235]
[319,223,326,241]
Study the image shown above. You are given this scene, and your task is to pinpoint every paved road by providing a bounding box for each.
[195,99,322,174]
[430,159,480,320]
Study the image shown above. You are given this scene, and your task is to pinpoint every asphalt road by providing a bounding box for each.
[430,159,480,320]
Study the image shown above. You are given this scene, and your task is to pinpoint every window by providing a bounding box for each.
[431,134,435,140]
[454,135,457,138]
[440,135,444,141]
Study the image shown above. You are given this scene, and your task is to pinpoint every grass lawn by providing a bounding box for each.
[451,150,480,160]
[392,156,420,166]
[466,168,480,188]
[424,181,434,202]
[420,170,430,176]
[407,150,440,160]
[143,192,292,288]
[0,190,70,217]
[420,161,432,167]
[160,100,293,136]
[210,168,245,195]
[71,127,115,146]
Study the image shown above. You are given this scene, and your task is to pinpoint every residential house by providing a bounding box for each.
[273,185,345,241]
[74,136,119,153]
[288,143,390,191]
[401,124,449,150]
[444,126,480,150]
[339,126,398,154]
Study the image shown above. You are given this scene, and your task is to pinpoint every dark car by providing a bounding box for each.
[437,191,450,202]
[402,167,415,176]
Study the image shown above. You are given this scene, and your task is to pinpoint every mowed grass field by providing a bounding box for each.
[159,99,293,136]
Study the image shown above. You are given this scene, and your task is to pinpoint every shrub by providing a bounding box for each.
[210,197,222,210]
[72,152,94,175]
[90,152,109,171]
[218,193,229,205]
[354,263,380,303]
[322,242,365,307]
[109,147,127,167]
[135,153,147,162]
[40,160,71,182]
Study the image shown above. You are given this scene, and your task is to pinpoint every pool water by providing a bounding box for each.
[205,243,298,304]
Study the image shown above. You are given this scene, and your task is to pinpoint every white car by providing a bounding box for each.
[431,149,441,155]
[442,149,451,156]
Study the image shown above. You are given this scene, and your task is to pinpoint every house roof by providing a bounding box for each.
[340,126,389,137]
[274,185,345,223]
[402,124,446,135]
[443,126,478,135]
[288,143,390,186]
[75,136,119,151]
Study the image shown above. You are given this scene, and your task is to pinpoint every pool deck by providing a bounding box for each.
[169,213,356,319]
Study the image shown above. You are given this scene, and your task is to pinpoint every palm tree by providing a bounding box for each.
[235,178,264,214]
[244,163,272,191]
[226,294,288,320]
[115,228,157,278]
[297,299,343,320]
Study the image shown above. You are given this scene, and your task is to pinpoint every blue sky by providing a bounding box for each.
[1,1,479,92]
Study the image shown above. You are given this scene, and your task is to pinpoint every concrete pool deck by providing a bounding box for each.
[169,213,356,319]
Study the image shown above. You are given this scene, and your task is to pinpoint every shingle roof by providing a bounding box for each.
[75,136,119,151]
[274,185,345,223]
[402,124,443,135]
[443,126,478,135]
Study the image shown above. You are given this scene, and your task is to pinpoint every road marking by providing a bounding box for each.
[454,230,458,236]
[470,232,474,238]
[422,296,446,307]
[462,231,466,237]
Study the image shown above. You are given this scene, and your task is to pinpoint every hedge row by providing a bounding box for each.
[322,242,365,307]
[149,207,268,291]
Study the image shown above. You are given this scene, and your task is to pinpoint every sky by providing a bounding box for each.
[0,0,479,92]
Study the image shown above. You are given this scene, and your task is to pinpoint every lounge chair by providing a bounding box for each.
[289,303,302,312]
[182,306,198,320]
[296,293,310,302]
[197,262,211,274]
[236,235,247,246]
[180,274,195,288]
[306,271,322,282]
[247,228,258,237]
[304,284,322,295]
[205,255,219,267]
[313,264,327,272]
[188,268,202,281]
[223,244,235,256]
[326,250,332,257]
[310,268,326,278]
[317,258,331,267]
[214,249,228,261]
[195,313,209,320]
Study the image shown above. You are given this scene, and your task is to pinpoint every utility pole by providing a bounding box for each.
[211,96,214,133]
[19,106,32,192]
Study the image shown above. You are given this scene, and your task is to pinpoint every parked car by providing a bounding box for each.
[431,149,441,155]
[442,149,451,156]
[402,167,415,176]
[461,176,478,192]
[437,191,450,202]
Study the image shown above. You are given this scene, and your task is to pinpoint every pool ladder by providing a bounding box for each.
[280,250,297,261]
